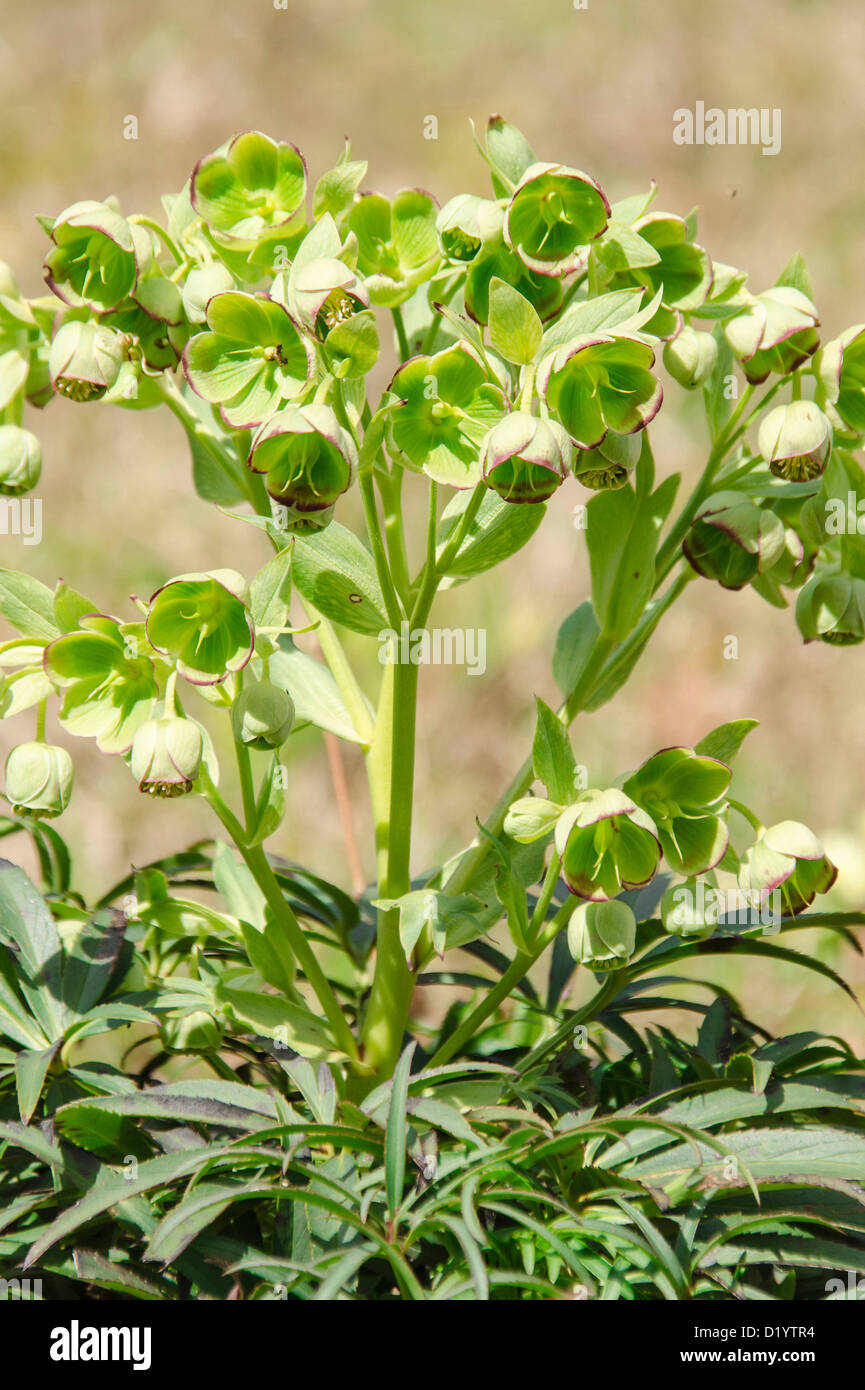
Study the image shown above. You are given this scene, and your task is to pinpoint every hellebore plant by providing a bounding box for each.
[1,119,865,1303]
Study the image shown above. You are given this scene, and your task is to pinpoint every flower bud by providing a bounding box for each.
[130,715,203,797]
[663,325,718,390]
[231,681,294,750]
[0,425,41,496]
[249,403,357,513]
[180,263,235,324]
[49,320,128,402]
[159,1009,224,1053]
[757,400,831,481]
[481,412,571,503]
[503,796,562,843]
[5,741,73,819]
[567,899,637,971]
[572,430,641,491]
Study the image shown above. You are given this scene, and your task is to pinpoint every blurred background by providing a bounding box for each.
[1,0,864,1045]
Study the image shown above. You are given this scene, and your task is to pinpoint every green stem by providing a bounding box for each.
[378,468,412,607]
[514,971,622,1076]
[426,894,574,1070]
[35,700,46,744]
[359,470,405,628]
[392,306,410,362]
[203,777,358,1062]
[130,216,183,264]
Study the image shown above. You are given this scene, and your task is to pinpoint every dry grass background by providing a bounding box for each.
[1,0,863,1045]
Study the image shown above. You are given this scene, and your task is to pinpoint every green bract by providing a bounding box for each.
[480,411,571,503]
[389,342,507,487]
[796,570,865,645]
[183,291,312,428]
[623,746,731,876]
[231,680,295,750]
[567,899,637,971]
[504,162,609,276]
[540,334,662,449]
[44,616,159,754]
[739,820,837,917]
[683,491,787,590]
[724,286,820,383]
[554,789,660,901]
[249,403,356,515]
[349,189,439,306]
[43,201,142,312]
[0,425,41,496]
[130,714,203,797]
[757,400,831,481]
[191,131,307,244]
[465,238,563,325]
[4,741,73,819]
[146,570,254,685]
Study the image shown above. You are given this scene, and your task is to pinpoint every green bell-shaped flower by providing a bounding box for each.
[555,788,661,902]
[191,131,307,245]
[480,411,571,503]
[389,341,507,488]
[603,213,713,338]
[231,680,295,750]
[683,491,787,590]
[436,194,499,263]
[567,899,637,971]
[288,257,369,339]
[623,746,731,876]
[504,162,609,277]
[146,570,254,685]
[539,333,663,449]
[663,324,718,389]
[249,403,357,513]
[739,820,837,917]
[49,320,130,402]
[349,188,440,306]
[0,425,41,496]
[758,400,831,482]
[44,615,160,754]
[43,200,142,312]
[796,570,865,646]
[183,291,313,429]
[724,286,819,384]
[130,713,203,797]
[572,429,641,491]
[5,741,73,819]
